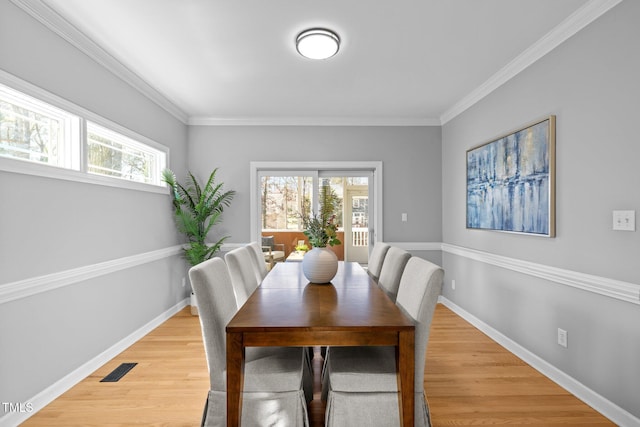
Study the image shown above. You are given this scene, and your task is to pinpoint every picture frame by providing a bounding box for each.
[466,115,556,237]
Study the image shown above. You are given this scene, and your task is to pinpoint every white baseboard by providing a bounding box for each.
[438,296,640,427]
[1,298,189,427]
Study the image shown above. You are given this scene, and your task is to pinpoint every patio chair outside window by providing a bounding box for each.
[261,235,285,269]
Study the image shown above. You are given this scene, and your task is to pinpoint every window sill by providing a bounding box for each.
[0,156,168,195]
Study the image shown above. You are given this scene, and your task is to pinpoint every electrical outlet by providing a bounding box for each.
[182,277,186,287]
[613,210,635,231]
[451,279,456,290]
[557,328,568,348]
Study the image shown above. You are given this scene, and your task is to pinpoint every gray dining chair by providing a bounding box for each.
[367,241,391,281]
[228,245,316,378]
[377,246,411,301]
[247,241,269,284]
[189,257,312,427]
[322,257,444,427]
[225,246,260,308]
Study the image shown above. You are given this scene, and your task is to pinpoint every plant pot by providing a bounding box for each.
[302,247,338,284]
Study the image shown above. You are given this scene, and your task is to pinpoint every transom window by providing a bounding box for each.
[0,85,79,170]
[0,80,167,189]
[87,122,161,184]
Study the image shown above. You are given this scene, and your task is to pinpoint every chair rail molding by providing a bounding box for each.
[386,242,442,251]
[441,243,639,305]
[0,245,183,304]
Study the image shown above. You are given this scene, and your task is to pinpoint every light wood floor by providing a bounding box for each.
[22,304,614,426]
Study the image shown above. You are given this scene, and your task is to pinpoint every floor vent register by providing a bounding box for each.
[100,363,137,382]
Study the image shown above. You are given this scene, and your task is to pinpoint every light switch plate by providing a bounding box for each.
[613,210,635,231]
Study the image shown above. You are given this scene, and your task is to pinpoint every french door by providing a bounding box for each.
[250,162,382,262]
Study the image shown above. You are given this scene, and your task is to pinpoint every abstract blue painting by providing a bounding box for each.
[467,116,555,236]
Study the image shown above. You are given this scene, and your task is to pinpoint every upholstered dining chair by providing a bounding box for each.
[247,241,269,284]
[224,246,260,308]
[236,243,316,380]
[377,246,411,301]
[322,257,444,427]
[189,257,312,427]
[367,241,391,281]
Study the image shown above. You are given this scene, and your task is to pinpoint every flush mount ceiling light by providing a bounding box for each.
[296,28,340,60]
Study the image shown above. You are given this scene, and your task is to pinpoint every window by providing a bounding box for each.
[0,85,79,169]
[0,80,167,190]
[87,122,163,184]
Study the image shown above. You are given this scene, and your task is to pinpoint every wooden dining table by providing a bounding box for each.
[225,261,416,427]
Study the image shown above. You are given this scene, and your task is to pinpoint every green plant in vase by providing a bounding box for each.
[301,183,342,248]
[299,183,342,283]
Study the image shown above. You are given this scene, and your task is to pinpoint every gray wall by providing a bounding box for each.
[3,0,637,423]
[0,1,188,417]
[188,125,442,246]
[442,0,639,419]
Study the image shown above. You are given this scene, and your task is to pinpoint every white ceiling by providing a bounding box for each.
[31,0,614,125]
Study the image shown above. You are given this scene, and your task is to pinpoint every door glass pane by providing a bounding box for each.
[261,175,313,231]
[351,195,369,246]
[317,176,369,263]
[318,177,343,228]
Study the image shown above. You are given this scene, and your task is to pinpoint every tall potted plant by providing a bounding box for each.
[163,168,235,314]
[162,168,235,265]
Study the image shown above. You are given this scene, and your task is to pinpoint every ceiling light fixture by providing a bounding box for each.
[296,28,340,60]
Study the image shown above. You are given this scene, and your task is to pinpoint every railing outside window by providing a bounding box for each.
[352,227,369,247]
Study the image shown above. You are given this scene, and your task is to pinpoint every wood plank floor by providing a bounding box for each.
[22,304,614,426]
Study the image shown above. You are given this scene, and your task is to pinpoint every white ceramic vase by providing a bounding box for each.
[302,247,338,284]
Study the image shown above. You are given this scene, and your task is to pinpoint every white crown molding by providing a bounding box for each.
[1,298,189,426]
[440,0,624,124]
[188,116,442,127]
[438,296,640,427]
[9,0,188,124]
[9,0,623,128]
[441,243,639,305]
[0,246,183,304]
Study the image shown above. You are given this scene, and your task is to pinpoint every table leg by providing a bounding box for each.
[226,332,244,427]
[397,330,415,427]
